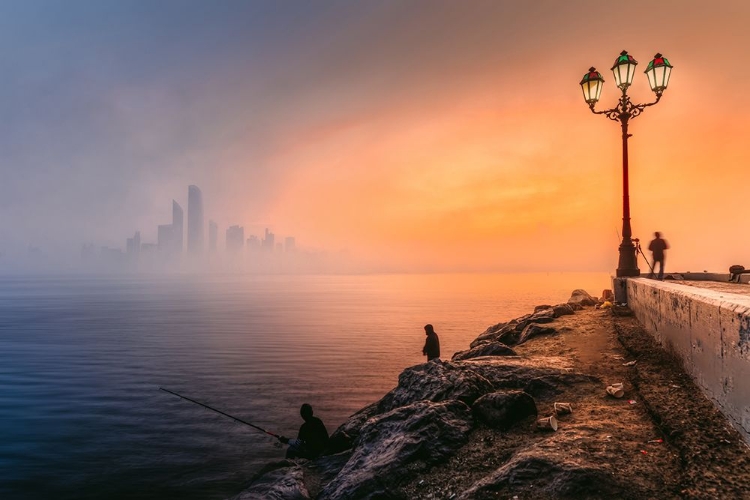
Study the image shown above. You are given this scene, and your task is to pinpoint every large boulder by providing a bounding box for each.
[320,400,473,500]
[470,321,515,348]
[567,289,597,307]
[452,342,517,361]
[517,324,556,345]
[552,303,575,317]
[472,390,537,430]
[377,361,495,413]
[326,402,379,452]
[448,358,598,403]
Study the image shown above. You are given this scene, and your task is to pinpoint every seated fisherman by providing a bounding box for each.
[278,404,329,459]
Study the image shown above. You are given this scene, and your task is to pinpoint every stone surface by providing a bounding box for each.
[232,462,310,500]
[376,360,495,413]
[458,452,636,500]
[320,400,473,500]
[469,321,514,348]
[567,289,597,307]
[552,303,575,317]
[452,342,517,361]
[517,323,556,345]
[471,390,537,430]
[327,401,379,452]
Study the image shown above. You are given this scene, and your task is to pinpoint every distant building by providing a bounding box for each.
[157,224,174,251]
[226,225,244,253]
[284,236,296,252]
[208,220,218,251]
[172,200,183,253]
[187,185,204,254]
[156,201,184,255]
[262,228,275,251]
[247,235,260,251]
[126,231,141,261]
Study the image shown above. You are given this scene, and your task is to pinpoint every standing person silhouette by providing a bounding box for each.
[277,404,329,460]
[648,232,669,280]
[422,324,440,361]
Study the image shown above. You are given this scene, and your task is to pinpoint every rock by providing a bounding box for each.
[472,390,537,430]
[523,373,601,400]
[552,303,575,317]
[513,311,555,332]
[455,358,598,402]
[567,289,597,307]
[458,452,638,499]
[452,342,517,361]
[233,462,310,500]
[517,324,556,345]
[496,327,521,346]
[601,289,615,302]
[534,304,552,312]
[300,453,351,499]
[470,321,513,348]
[327,401,379,450]
[320,400,473,500]
[457,357,575,390]
[377,361,495,413]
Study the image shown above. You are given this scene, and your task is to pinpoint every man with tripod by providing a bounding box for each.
[647,232,669,280]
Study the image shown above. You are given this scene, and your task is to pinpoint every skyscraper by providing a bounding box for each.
[172,200,183,253]
[262,228,275,251]
[208,220,218,252]
[187,185,204,254]
[157,224,174,251]
[226,225,244,253]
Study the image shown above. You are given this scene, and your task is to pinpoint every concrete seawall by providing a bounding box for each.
[626,278,750,443]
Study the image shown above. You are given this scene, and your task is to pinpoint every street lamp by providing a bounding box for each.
[580,50,673,277]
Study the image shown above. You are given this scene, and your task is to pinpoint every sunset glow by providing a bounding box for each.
[2,1,749,273]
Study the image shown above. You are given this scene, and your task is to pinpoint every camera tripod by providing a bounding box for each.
[633,238,655,276]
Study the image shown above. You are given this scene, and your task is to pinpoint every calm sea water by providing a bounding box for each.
[0,272,609,500]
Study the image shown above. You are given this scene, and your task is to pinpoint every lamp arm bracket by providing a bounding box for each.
[588,91,663,123]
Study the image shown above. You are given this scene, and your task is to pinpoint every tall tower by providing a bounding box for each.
[172,200,183,253]
[226,225,245,253]
[187,185,204,254]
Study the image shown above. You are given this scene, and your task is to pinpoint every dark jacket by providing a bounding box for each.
[298,416,329,457]
[423,332,441,360]
[648,238,669,260]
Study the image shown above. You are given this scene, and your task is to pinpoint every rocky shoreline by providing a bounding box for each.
[231,290,750,499]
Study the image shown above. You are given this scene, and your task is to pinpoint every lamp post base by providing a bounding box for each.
[616,239,640,277]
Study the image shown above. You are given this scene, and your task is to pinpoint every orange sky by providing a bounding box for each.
[4,1,750,273]
[239,1,750,272]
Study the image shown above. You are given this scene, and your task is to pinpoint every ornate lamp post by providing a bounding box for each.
[580,51,673,277]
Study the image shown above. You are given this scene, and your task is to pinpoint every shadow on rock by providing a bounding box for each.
[458,452,641,500]
[452,342,517,361]
[471,390,537,430]
[320,400,473,500]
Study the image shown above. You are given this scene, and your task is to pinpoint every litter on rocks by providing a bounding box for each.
[554,402,573,415]
[606,383,625,398]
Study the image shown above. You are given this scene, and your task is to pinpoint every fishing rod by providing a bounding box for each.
[159,387,280,438]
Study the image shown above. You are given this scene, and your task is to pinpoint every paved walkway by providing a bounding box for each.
[672,279,750,297]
